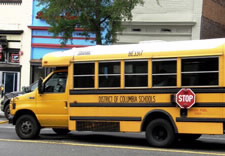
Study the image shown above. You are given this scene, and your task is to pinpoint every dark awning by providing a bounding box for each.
[0,63,21,72]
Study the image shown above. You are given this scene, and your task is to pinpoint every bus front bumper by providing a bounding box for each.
[8,115,14,124]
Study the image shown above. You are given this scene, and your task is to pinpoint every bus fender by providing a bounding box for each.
[141,109,178,133]
[12,109,40,127]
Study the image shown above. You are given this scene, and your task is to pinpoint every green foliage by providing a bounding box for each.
[37,0,144,45]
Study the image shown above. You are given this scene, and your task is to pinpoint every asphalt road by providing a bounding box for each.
[1,112,225,156]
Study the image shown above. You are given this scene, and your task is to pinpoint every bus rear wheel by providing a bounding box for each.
[146,119,175,147]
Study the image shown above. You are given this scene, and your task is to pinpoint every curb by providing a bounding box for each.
[0,120,8,124]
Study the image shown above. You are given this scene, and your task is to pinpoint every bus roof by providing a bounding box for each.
[42,38,225,67]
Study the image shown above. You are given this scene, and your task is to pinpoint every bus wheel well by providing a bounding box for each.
[141,110,178,133]
[13,110,40,127]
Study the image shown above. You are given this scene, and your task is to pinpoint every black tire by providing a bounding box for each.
[146,119,175,147]
[52,128,70,135]
[178,134,201,142]
[15,115,40,139]
[4,104,10,120]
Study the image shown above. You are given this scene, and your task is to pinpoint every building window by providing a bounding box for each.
[99,62,120,88]
[8,49,20,63]
[0,36,7,61]
[10,53,19,63]
[31,64,54,83]
[182,57,219,86]
[125,60,148,87]
[152,59,177,87]
[160,28,172,32]
[74,62,94,88]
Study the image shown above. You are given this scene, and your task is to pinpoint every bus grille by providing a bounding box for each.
[76,121,120,132]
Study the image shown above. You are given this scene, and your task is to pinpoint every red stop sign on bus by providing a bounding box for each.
[176,88,196,109]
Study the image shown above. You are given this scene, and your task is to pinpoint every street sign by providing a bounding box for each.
[176,88,196,109]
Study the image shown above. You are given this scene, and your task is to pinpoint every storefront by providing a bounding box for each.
[0,31,22,94]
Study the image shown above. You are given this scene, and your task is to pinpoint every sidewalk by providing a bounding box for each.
[0,97,6,120]
[0,111,5,117]
[0,98,9,124]
[0,110,7,121]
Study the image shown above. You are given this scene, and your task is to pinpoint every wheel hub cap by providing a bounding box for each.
[21,121,32,134]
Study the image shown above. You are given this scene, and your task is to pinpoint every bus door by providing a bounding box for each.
[36,71,68,127]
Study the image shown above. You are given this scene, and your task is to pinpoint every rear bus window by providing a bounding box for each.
[182,57,219,86]
[74,63,94,88]
[152,59,177,87]
[125,60,148,87]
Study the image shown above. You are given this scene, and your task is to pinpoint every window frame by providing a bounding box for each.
[98,61,121,88]
[43,72,68,93]
[152,58,177,88]
[181,56,219,87]
[72,56,221,90]
[73,62,95,89]
[125,59,148,88]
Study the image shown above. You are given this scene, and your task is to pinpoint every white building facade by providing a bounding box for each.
[0,0,32,93]
[117,0,204,43]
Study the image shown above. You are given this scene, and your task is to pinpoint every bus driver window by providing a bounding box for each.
[44,72,68,93]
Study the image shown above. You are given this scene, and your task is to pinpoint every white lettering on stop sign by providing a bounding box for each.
[178,95,194,103]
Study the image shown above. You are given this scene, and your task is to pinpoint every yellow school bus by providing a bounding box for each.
[9,38,225,147]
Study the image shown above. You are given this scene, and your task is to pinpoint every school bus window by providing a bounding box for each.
[44,72,68,93]
[182,57,219,86]
[73,63,94,88]
[125,60,148,87]
[152,59,177,87]
[99,62,120,88]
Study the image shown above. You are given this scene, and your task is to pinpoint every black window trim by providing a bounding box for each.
[152,58,177,76]
[73,62,95,89]
[181,56,219,87]
[43,71,68,94]
[125,59,148,88]
[152,58,177,88]
[99,60,120,76]
[98,61,121,88]
[73,62,95,76]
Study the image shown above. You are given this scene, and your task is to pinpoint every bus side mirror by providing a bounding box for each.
[38,78,44,94]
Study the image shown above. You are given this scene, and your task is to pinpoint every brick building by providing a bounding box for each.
[201,0,225,39]
[117,0,225,43]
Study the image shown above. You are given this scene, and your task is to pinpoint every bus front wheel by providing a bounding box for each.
[146,119,175,147]
[15,115,40,139]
